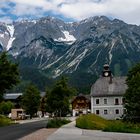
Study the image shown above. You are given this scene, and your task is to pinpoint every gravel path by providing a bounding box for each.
[19,128,57,140]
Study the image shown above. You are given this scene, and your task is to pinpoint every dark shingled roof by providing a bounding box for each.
[3,93,22,100]
[71,94,90,103]
[90,77,127,97]
[4,92,46,100]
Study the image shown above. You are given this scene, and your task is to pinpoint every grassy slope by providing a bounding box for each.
[76,114,140,133]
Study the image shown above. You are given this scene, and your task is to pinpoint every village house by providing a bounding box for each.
[3,92,46,119]
[71,94,91,116]
[90,64,127,120]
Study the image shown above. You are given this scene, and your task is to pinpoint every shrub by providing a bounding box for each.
[46,118,71,128]
[0,115,13,127]
[0,101,14,115]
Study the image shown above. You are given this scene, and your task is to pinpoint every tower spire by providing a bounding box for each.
[102,64,112,77]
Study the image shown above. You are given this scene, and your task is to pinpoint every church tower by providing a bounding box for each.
[102,64,112,77]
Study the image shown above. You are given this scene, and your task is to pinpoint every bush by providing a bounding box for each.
[0,115,13,127]
[46,118,71,128]
[0,101,14,115]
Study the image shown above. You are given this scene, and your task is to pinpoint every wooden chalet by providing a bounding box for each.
[71,94,91,116]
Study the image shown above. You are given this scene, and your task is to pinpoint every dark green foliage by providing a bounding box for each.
[46,77,76,117]
[65,72,97,94]
[46,118,71,128]
[22,84,41,118]
[19,66,53,91]
[0,52,20,101]
[0,101,14,115]
[9,80,31,92]
[123,62,140,123]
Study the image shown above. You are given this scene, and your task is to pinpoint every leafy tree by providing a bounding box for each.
[0,52,19,101]
[22,84,41,118]
[46,77,76,117]
[123,63,140,122]
[0,101,14,115]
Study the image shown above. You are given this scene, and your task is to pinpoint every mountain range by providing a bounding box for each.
[0,16,140,92]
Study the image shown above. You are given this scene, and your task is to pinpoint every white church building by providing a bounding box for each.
[90,64,127,120]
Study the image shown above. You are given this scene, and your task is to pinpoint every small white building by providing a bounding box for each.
[90,64,127,120]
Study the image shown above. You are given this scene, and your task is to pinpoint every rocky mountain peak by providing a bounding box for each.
[0,16,140,79]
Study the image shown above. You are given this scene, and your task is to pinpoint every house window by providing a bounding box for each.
[96,110,100,115]
[104,110,108,115]
[115,109,119,114]
[115,98,119,105]
[96,99,100,104]
[104,99,107,104]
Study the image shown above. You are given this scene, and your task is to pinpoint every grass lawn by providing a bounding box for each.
[76,114,140,133]
[0,115,14,127]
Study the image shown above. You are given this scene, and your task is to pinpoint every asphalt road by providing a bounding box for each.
[0,120,47,140]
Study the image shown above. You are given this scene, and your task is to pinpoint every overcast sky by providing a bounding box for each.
[0,0,140,25]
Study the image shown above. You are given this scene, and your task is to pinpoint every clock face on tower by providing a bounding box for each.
[104,72,109,77]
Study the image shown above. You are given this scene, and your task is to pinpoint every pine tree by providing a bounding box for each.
[123,63,140,122]
[46,77,76,117]
[22,84,41,118]
[0,52,19,101]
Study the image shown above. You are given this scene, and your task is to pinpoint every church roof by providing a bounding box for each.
[90,77,127,97]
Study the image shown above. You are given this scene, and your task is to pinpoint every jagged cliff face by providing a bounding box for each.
[1,16,140,78]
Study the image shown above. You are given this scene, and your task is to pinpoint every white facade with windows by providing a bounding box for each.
[90,64,127,120]
[91,96,125,120]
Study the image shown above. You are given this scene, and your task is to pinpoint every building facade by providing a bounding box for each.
[90,64,127,120]
[71,94,91,116]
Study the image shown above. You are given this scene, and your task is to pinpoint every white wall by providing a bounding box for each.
[91,96,124,120]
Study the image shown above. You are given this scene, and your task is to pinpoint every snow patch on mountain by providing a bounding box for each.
[67,49,88,70]
[53,69,64,78]
[7,38,15,51]
[52,49,89,78]
[31,20,37,24]
[0,34,4,38]
[0,41,3,46]
[65,47,76,59]
[6,25,15,51]
[90,50,102,67]
[120,36,128,54]
[43,55,63,69]
[12,52,19,57]
[109,39,116,64]
[55,30,76,43]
